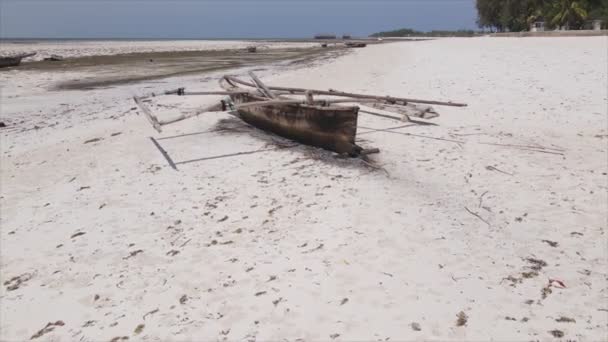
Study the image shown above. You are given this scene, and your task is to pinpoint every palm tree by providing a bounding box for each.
[527,7,545,27]
[550,0,589,29]
[525,0,544,25]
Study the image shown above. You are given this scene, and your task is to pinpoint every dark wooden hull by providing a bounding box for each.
[230,93,362,155]
[0,57,22,68]
[345,42,367,48]
[0,53,36,68]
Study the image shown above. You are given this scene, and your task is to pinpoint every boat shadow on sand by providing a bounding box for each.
[150,117,388,174]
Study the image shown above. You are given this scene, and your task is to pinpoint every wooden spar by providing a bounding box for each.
[135,88,254,101]
[172,90,251,96]
[235,98,380,107]
[370,102,438,119]
[236,98,383,107]
[318,88,468,107]
[224,75,467,107]
[316,98,378,104]
[133,98,305,129]
[165,89,378,105]
[157,84,379,106]
[235,99,304,108]
[133,96,162,132]
[134,96,226,129]
[251,81,266,97]
[248,71,276,99]
[305,90,315,105]
[16,52,37,59]
[158,102,224,125]
[361,148,380,155]
[359,110,406,122]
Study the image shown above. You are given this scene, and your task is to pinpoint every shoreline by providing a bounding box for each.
[0,38,384,62]
[51,47,349,90]
[1,43,353,90]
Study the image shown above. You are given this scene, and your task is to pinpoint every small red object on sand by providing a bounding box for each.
[549,279,566,288]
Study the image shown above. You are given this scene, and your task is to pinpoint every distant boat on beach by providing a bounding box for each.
[314,34,337,39]
[345,42,367,48]
[0,52,36,68]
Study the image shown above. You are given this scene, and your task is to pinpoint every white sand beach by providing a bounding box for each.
[1,37,607,341]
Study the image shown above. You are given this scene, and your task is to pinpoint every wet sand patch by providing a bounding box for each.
[12,47,348,90]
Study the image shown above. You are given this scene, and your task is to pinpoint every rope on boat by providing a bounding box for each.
[221,98,236,111]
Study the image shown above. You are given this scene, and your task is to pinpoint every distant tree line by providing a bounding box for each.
[369,28,477,37]
[476,0,608,31]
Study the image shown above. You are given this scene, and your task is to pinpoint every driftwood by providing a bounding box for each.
[465,206,491,226]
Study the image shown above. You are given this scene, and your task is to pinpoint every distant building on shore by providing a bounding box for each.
[530,21,545,32]
[314,34,337,39]
[578,19,604,30]
[342,34,352,39]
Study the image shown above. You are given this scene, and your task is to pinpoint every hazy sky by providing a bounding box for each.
[0,0,477,38]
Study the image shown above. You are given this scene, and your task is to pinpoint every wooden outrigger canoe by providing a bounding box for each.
[345,42,367,48]
[0,52,36,68]
[220,76,362,155]
[133,72,467,157]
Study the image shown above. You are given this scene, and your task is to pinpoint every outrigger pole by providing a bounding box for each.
[133,73,468,133]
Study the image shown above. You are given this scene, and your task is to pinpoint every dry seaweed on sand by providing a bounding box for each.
[30,321,64,340]
[556,316,576,323]
[456,311,468,326]
[525,257,548,271]
[4,272,35,291]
